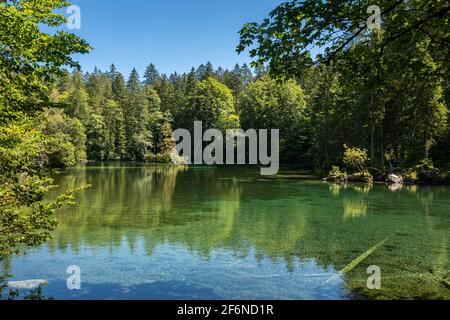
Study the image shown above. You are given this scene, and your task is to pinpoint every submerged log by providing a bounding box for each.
[319,234,393,287]
[340,235,392,274]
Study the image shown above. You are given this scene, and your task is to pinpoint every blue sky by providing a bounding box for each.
[65,0,284,77]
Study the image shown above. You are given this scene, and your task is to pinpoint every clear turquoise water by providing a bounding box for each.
[2,164,449,299]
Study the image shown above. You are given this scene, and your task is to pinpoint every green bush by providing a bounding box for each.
[413,159,435,170]
[42,135,76,168]
[144,152,173,164]
[329,166,345,177]
[343,145,369,175]
[325,166,347,182]
[143,152,157,163]
[0,121,85,258]
[156,153,172,163]
[348,171,373,183]
[38,108,87,167]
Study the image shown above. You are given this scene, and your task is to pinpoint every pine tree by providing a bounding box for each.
[196,64,207,80]
[215,67,225,80]
[143,63,161,85]
[108,64,118,81]
[124,69,153,160]
[127,68,141,93]
[112,72,127,102]
[254,64,268,79]
[158,119,175,161]
[110,71,128,159]
[204,62,214,79]
[221,64,245,101]
[185,68,198,94]
[196,62,215,81]
[240,63,254,85]
[64,70,90,120]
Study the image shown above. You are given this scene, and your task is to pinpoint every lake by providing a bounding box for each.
[2,164,449,299]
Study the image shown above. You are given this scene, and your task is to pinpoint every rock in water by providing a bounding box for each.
[325,173,345,183]
[347,173,373,183]
[7,279,48,290]
[388,174,403,184]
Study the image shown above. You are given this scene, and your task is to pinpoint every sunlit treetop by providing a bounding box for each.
[0,0,92,119]
[237,0,450,79]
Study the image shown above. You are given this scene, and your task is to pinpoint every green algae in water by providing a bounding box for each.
[3,164,449,300]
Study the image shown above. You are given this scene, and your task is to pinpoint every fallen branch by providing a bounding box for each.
[340,234,392,274]
[319,234,394,287]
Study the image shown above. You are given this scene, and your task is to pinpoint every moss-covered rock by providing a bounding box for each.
[324,166,347,183]
[406,160,440,185]
[402,170,418,184]
[348,172,373,183]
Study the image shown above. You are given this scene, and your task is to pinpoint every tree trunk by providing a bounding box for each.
[380,127,384,169]
[370,124,375,166]
[370,91,375,166]
[424,131,432,160]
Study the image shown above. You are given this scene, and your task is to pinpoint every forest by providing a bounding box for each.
[1,0,450,257]
[9,51,450,174]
